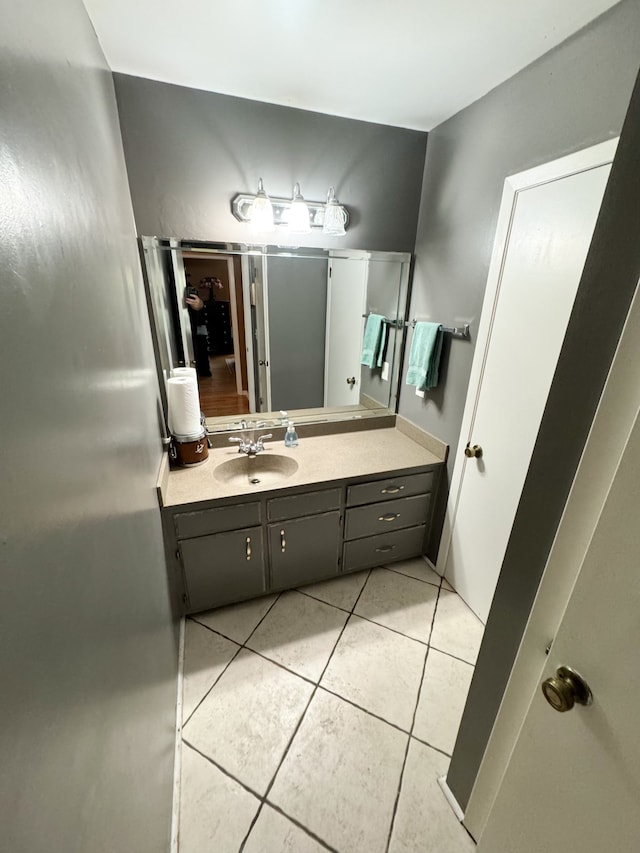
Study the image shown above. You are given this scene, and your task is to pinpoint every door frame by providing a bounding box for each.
[436,138,619,579]
[467,276,640,841]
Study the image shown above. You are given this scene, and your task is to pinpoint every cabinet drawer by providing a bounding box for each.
[269,511,341,589]
[268,488,342,522]
[342,525,426,573]
[180,526,265,612]
[345,494,431,540]
[346,471,435,507]
[174,502,261,540]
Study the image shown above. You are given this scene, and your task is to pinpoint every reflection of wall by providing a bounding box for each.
[0,1,176,849]
[267,257,328,411]
[113,75,427,253]
[359,261,404,407]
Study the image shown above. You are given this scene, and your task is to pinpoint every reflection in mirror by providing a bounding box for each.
[141,239,411,433]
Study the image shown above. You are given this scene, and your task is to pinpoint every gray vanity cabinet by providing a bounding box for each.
[268,511,341,590]
[179,526,266,611]
[342,471,434,573]
[165,464,442,615]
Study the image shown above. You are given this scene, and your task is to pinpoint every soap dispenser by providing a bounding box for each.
[284,420,299,448]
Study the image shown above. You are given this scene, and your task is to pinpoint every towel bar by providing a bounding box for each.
[409,319,470,340]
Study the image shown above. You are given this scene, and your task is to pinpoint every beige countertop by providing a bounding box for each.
[159,427,444,508]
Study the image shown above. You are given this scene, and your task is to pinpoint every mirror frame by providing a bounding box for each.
[141,237,413,435]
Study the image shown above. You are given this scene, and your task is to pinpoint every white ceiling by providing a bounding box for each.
[83,0,621,130]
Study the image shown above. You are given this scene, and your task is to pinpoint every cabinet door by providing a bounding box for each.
[180,526,265,613]
[269,511,341,589]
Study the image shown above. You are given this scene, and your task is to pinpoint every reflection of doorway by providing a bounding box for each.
[182,252,250,417]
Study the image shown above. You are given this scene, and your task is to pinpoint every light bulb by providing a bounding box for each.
[288,182,311,234]
[322,186,347,236]
[249,178,274,232]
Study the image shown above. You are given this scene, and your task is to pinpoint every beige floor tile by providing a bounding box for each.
[389,740,475,853]
[299,570,369,611]
[246,591,348,682]
[179,745,259,853]
[184,649,314,794]
[442,578,455,592]
[413,649,474,754]
[193,594,278,644]
[270,690,407,853]
[430,590,484,664]
[244,805,328,853]
[385,557,441,587]
[354,568,439,643]
[182,621,240,721]
[321,615,426,730]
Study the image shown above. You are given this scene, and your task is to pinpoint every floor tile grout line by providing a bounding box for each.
[181,741,340,853]
[182,593,282,729]
[409,732,453,759]
[385,583,444,853]
[238,570,373,853]
[317,684,415,739]
[381,564,442,588]
[263,800,341,853]
[429,643,477,667]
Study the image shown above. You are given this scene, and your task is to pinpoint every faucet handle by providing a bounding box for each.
[228,436,243,443]
[256,433,273,446]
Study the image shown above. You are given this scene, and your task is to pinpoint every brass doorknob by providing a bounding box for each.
[465,443,483,458]
[541,666,593,713]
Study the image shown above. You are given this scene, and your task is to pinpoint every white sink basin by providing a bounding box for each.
[214,453,299,487]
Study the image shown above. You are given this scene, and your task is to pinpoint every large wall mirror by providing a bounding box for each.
[141,237,412,433]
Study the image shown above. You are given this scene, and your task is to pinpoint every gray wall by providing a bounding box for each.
[267,256,328,410]
[0,2,177,851]
[113,74,427,253]
[450,62,640,815]
[399,0,640,480]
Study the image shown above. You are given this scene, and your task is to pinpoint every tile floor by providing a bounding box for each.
[178,558,482,852]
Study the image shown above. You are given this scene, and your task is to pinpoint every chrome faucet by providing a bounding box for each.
[229,433,273,457]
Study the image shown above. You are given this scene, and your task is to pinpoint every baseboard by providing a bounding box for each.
[437,775,465,823]
[170,617,186,853]
[423,555,443,577]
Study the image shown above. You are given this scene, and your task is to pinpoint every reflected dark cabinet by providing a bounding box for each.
[208,300,233,355]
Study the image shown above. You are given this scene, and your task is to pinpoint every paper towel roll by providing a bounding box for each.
[170,367,197,384]
[168,376,201,437]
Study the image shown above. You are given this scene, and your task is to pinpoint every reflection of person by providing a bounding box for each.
[184,277,223,377]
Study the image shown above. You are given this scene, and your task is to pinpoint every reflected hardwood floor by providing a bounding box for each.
[198,354,250,418]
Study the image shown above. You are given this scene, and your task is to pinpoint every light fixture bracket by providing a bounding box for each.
[231,192,349,231]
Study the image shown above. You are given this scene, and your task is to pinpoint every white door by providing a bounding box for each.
[252,256,272,412]
[477,285,640,851]
[438,140,616,622]
[324,257,367,406]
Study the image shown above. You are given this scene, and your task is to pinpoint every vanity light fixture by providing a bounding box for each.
[249,177,274,232]
[231,182,349,234]
[287,182,311,234]
[322,186,347,236]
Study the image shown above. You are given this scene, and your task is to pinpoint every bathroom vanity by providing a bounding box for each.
[158,424,445,615]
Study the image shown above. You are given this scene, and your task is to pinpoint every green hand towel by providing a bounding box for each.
[361,314,385,368]
[406,322,443,391]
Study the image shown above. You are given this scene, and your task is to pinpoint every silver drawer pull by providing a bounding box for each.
[375,545,396,553]
[381,485,404,494]
[246,537,252,561]
[378,513,400,522]
[280,529,286,553]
